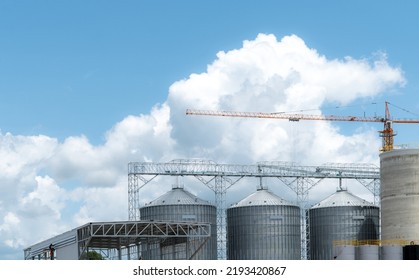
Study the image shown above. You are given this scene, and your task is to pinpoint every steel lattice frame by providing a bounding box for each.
[128,160,380,260]
[24,221,211,260]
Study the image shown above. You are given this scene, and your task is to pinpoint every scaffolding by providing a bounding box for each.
[128,160,380,260]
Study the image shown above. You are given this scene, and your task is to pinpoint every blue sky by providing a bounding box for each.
[2,0,418,143]
[1,0,419,260]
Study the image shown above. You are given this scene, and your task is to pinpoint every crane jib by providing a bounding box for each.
[185,103,419,152]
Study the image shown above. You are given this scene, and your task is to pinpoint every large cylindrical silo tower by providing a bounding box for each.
[308,189,379,260]
[140,186,217,260]
[227,187,301,260]
[380,149,419,243]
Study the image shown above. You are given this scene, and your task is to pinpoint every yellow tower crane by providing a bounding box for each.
[186,101,419,152]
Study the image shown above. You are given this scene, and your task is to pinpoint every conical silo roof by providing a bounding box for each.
[311,189,374,209]
[229,188,296,208]
[145,187,212,206]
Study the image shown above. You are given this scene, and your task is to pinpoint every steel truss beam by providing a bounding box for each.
[25,221,210,260]
[356,178,380,205]
[77,221,211,260]
[128,159,380,260]
[277,176,324,259]
[194,175,243,260]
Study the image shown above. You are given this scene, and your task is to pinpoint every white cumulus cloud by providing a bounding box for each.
[0,33,405,259]
[168,33,403,164]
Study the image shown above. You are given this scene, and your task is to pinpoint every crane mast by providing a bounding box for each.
[186,102,419,152]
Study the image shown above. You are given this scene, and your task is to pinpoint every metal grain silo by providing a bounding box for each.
[140,186,217,260]
[226,188,301,260]
[381,245,403,260]
[357,244,379,260]
[308,189,379,260]
[380,149,419,243]
[332,245,356,260]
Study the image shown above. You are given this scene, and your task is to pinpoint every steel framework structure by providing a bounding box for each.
[24,221,211,260]
[128,159,380,259]
[186,101,419,152]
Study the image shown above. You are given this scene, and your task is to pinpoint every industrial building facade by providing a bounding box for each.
[24,221,211,260]
[24,149,419,260]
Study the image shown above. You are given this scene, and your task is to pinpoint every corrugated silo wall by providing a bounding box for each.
[308,205,379,260]
[140,204,217,260]
[226,204,301,260]
[380,149,419,243]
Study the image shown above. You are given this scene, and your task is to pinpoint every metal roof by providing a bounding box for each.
[144,187,213,206]
[311,189,375,209]
[229,188,296,208]
[24,220,211,260]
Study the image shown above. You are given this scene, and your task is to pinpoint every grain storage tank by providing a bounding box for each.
[332,245,356,260]
[381,245,403,260]
[380,149,419,243]
[140,186,217,260]
[357,244,380,260]
[226,187,301,260]
[308,189,379,260]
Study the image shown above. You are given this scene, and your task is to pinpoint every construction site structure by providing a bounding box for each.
[186,101,419,152]
[380,148,419,244]
[128,160,380,260]
[24,220,211,260]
